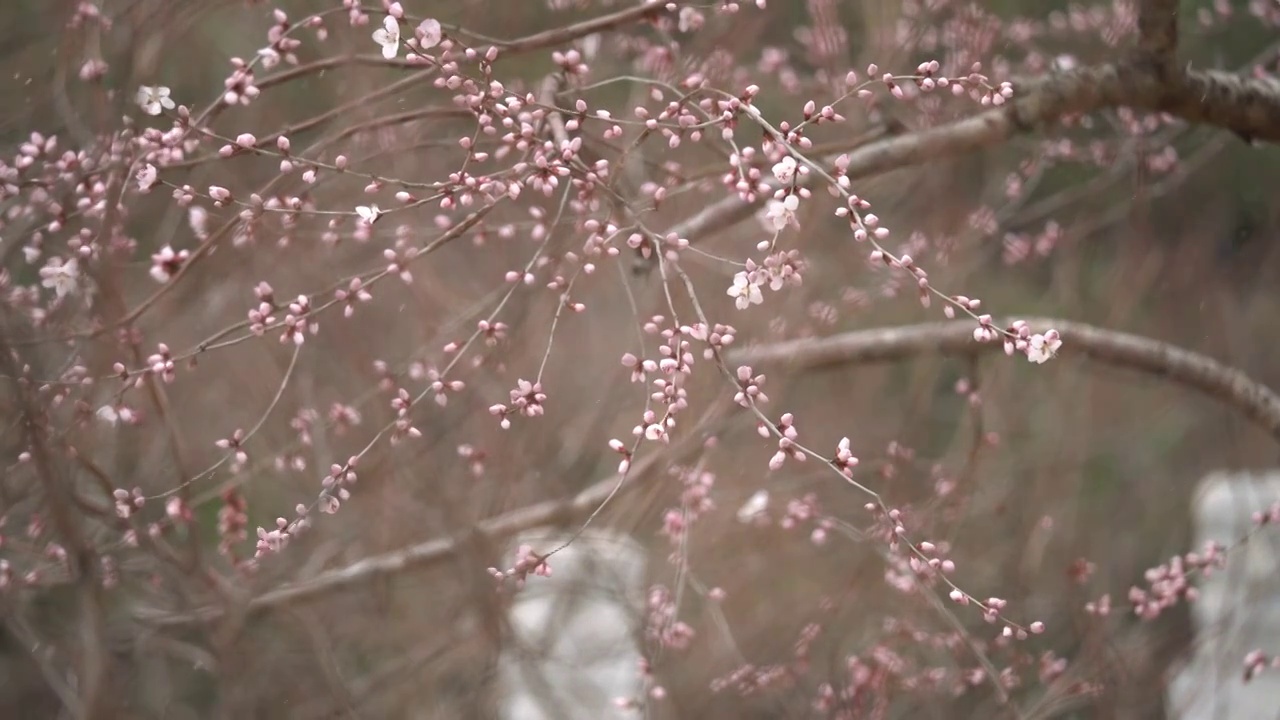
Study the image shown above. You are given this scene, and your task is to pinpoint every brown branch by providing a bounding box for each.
[676,57,1280,248]
[727,319,1280,444]
[165,69,441,170]
[139,316,1280,627]
[1169,68,1280,145]
[669,66,1132,247]
[495,1,665,54]
[136,402,728,627]
[846,63,1280,181]
[0,322,108,719]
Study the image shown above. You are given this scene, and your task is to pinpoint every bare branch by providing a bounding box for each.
[728,319,1280,444]
[496,1,665,54]
[1170,68,1280,145]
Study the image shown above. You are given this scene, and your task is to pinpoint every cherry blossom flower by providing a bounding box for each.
[79,58,108,82]
[136,85,175,116]
[765,194,800,231]
[136,163,158,192]
[39,257,79,298]
[737,490,770,522]
[832,437,859,476]
[416,19,442,49]
[372,16,400,59]
[772,156,798,185]
[355,204,381,225]
[150,245,190,283]
[1025,330,1062,363]
[188,206,209,238]
[257,48,281,69]
[727,271,763,309]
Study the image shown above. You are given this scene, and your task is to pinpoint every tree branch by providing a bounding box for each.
[1170,68,1280,145]
[727,318,1280,443]
[0,323,108,720]
[497,0,665,54]
[136,403,727,627]
[673,56,1280,248]
[141,317,1280,627]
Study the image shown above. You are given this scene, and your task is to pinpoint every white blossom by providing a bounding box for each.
[373,16,401,59]
[257,48,281,69]
[136,85,175,116]
[137,163,158,192]
[188,206,209,238]
[765,194,800,231]
[727,271,763,310]
[356,204,381,225]
[772,155,798,185]
[39,257,79,298]
[416,19,442,49]
[737,490,770,522]
[150,245,189,283]
[1025,332,1062,364]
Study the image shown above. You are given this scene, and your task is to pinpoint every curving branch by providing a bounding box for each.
[496,0,665,54]
[141,318,1280,627]
[672,10,1279,247]
[728,318,1280,444]
[675,63,1280,245]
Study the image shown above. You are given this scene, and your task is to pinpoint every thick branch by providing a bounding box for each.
[842,65,1131,182]
[845,63,1280,181]
[673,67,1131,245]
[1169,69,1280,144]
[728,319,1280,443]
[677,58,1280,247]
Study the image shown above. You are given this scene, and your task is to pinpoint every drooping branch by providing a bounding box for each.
[141,319,1280,627]
[137,403,728,627]
[728,319,1280,444]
